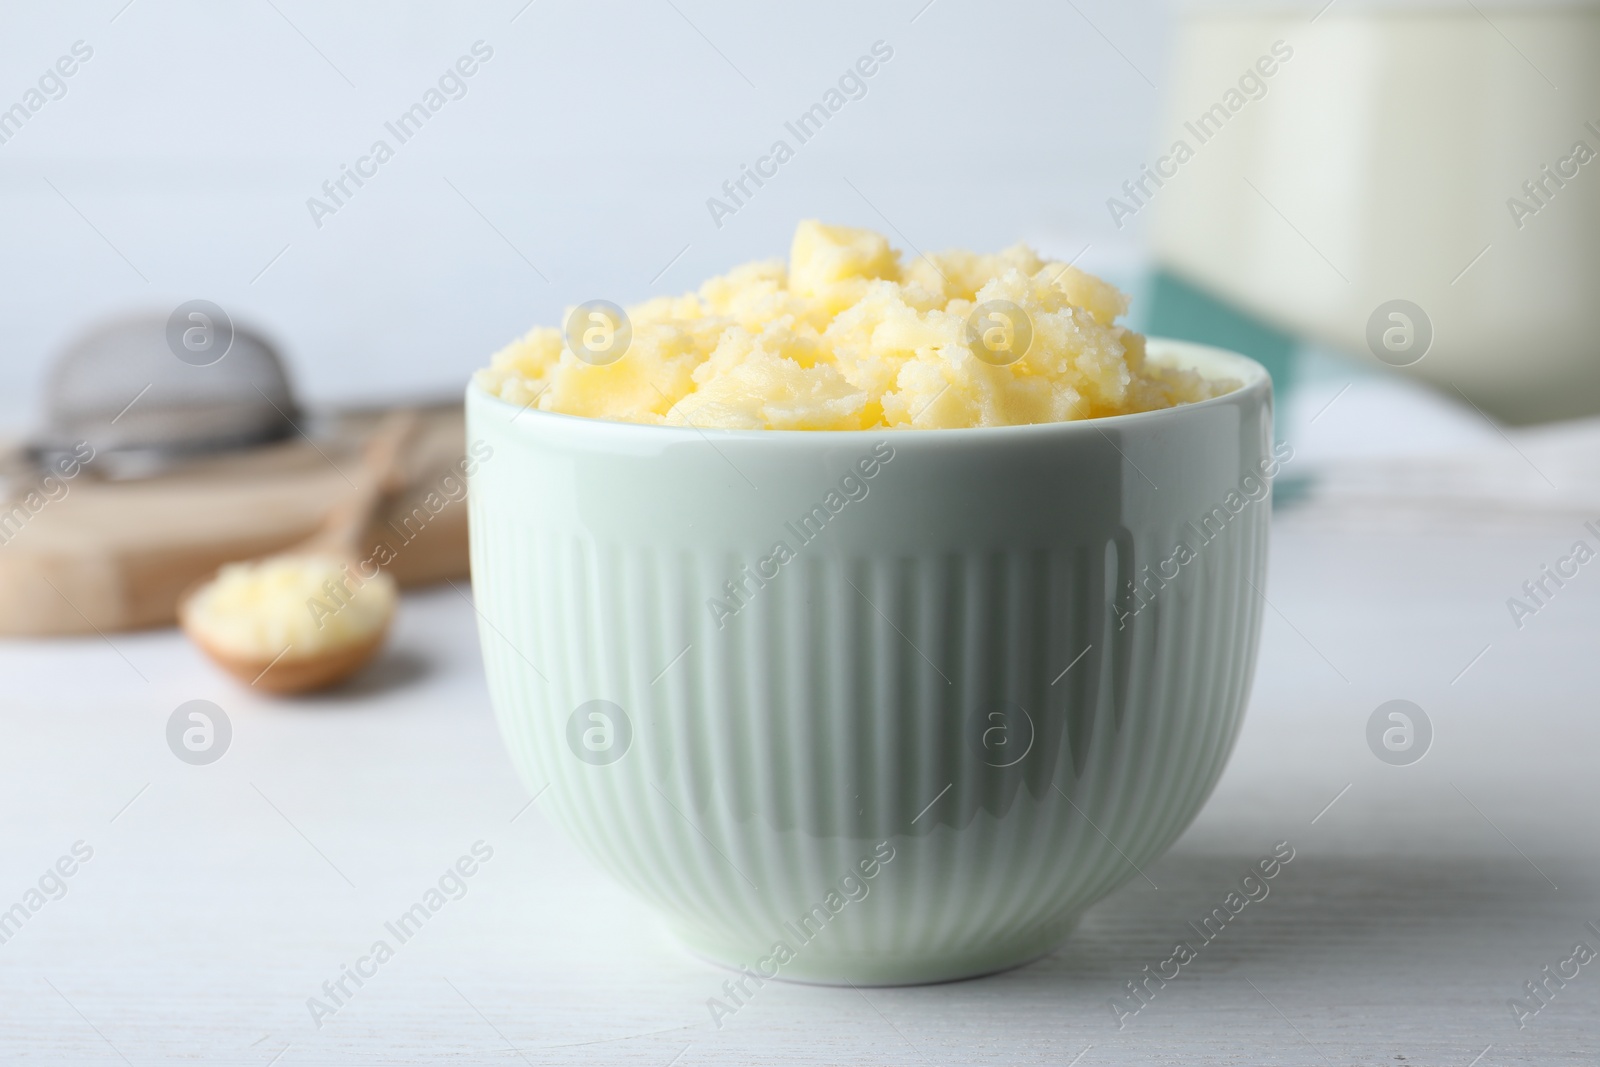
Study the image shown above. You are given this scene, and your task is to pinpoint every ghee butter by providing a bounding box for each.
[184,555,397,660]
[476,221,1233,430]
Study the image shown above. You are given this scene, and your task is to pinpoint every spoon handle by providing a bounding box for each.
[302,410,419,557]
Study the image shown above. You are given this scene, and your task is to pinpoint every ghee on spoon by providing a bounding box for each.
[179,412,416,695]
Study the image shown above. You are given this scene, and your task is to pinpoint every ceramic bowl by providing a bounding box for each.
[467,339,1274,984]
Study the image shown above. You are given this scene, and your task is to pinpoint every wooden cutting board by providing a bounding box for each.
[0,402,471,636]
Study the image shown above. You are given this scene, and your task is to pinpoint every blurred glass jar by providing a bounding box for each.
[1148,0,1600,424]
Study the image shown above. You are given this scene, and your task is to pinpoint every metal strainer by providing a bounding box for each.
[33,308,299,476]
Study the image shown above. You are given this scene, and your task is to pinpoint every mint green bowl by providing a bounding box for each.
[467,339,1272,985]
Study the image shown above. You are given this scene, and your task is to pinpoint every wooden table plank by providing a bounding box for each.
[0,507,1594,1065]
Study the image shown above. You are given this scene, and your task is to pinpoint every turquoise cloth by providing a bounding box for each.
[1140,268,1310,506]
[1142,268,1296,441]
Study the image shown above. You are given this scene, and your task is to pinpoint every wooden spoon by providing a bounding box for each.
[179,411,418,694]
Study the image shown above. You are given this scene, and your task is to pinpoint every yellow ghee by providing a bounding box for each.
[184,555,396,660]
[476,220,1234,430]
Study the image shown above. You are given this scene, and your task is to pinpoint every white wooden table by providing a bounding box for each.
[2,458,1597,1065]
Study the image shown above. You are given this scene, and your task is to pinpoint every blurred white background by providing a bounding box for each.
[0,0,1170,427]
[6,6,1600,1064]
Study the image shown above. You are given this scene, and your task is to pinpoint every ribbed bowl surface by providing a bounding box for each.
[468,340,1274,984]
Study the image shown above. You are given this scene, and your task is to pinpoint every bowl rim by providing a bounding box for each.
[466,337,1271,444]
